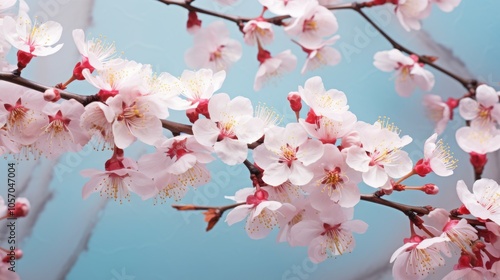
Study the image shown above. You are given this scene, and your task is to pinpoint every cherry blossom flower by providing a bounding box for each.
[0,84,48,145]
[442,253,491,280]
[3,11,63,61]
[80,101,115,148]
[276,197,317,244]
[457,179,500,225]
[284,0,338,49]
[291,203,367,263]
[82,59,144,101]
[298,76,348,121]
[105,91,164,149]
[242,19,273,46]
[178,68,225,117]
[346,120,413,189]
[72,29,118,79]
[459,85,500,127]
[34,99,90,158]
[395,0,430,31]
[431,0,461,12]
[303,144,361,207]
[192,93,264,165]
[254,49,297,91]
[422,94,452,134]
[413,133,457,177]
[185,21,242,72]
[299,110,357,144]
[374,49,435,97]
[390,235,451,280]
[258,0,306,17]
[0,0,17,11]
[253,123,324,186]
[225,188,295,239]
[300,36,341,74]
[456,124,500,155]
[81,156,156,202]
[139,70,191,114]
[254,103,282,132]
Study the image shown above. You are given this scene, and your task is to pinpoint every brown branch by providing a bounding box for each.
[172,202,245,231]
[360,193,433,216]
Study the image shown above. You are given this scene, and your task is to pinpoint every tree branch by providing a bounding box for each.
[360,193,433,216]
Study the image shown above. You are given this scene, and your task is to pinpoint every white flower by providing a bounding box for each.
[457,179,500,225]
[254,49,297,91]
[298,76,348,121]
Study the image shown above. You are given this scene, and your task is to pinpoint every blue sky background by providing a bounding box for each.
[3,0,500,279]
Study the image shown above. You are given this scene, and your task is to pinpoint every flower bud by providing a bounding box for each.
[413,159,432,177]
[422,184,439,195]
[2,249,22,263]
[187,11,202,34]
[287,92,302,113]
[9,198,30,218]
[44,88,61,102]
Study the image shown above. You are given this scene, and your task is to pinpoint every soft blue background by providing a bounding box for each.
[3,0,500,279]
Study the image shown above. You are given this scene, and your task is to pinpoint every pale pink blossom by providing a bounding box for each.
[422,94,451,134]
[390,235,451,280]
[457,179,500,225]
[413,133,457,177]
[34,99,90,158]
[300,36,341,74]
[442,254,491,280]
[431,0,461,12]
[192,93,264,165]
[263,181,302,204]
[106,91,164,149]
[298,76,348,121]
[139,70,191,113]
[346,120,413,189]
[81,157,157,202]
[395,0,430,31]
[72,29,117,73]
[0,0,17,11]
[459,85,500,127]
[82,59,143,101]
[254,49,297,91]
[80,101,115,147]
[185,21,242,72]
[0,84,48,145]
[374,49,435,96]
[291,203,367,263]
[3,11,63,56]
[299,111,357,144]
[225,188,295,239]
[456,124,500,154]
[243,19,273,46]
[303,144,361,207]
[254,103,282,132]
[179,68,225,116]
[284,1,338,48]
[277,197,317,245]
[258,0,306,16]
[253,123,324,186]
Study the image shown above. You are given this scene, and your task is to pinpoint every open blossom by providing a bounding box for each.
[298,76,348,121]
[303,144,361,207]
[423,94,452,134]
[299,110,357,144]
[456,124,500,155]
[185,21,242,72]
[0,84,48,145]
[72,29,117,78]
[457,179,500,225]
[34,99,90,158]
[105,91,164,149]
[192,93,264,165]
[3,11,63,56]
[291,203,367,263]
[80,101,115,147]
[225,188,295,239]
[395,0,430,31]
[300,36,341,74]
[258,0,306,17]
[391,235,451,280]
[459,84,500,127]
[253,123,324,186]
[179,68,225,116]
[442,254,492,280]
[277,197,317,245]
[254,49,297,91]
[243,19,273,46]
[284,0,338,49]
[346,120,413,189]
[81,156,156,202]
[138,136,213,201]
[374,49,435,97]
[413,133,457,177]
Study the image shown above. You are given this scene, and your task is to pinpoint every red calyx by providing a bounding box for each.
[413,158,432,177]
[257,49,272,64]
[305,109,320,124]
[196,99,210,118]
[187,11,202,31]
[246,189,269,206]
[17,50,35,71]
[186,108,199,124]
[9,202,29,218]
[73,57,95,80]
[469,152,487,175]
[422,184,439,195]
[287,92,302,112]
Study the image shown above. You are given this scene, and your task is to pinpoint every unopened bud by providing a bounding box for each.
[2,249,22,263]
[9,198,30,218]
[470,152,487,175]
[422,184,439,195]
[187,11,202,34]
[287,92,302,112]
[44,88,61,102]
[413,159,432,177]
